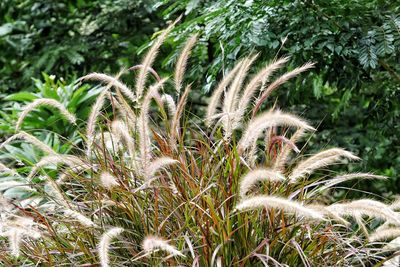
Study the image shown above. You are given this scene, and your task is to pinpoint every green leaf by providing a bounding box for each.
[4,92,38,102]
[0,23,13,36]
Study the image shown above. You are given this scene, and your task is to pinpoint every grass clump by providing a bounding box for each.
[0,23,399,266]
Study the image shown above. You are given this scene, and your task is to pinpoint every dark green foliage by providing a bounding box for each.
[0,0,161,93]
[156,0,400,191]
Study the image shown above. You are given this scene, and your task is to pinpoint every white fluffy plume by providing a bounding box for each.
[16,98,76,131]
[238,110,314,154]
[327,199,400,226]
[100,172,119,189]
[239,169,285,199]
[235,195,324,220]
[98,227,124,267]
[289,148,360,183]
[142,235,184,257]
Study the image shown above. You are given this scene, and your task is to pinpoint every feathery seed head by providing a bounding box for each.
[142,235,184,257]
[136,18,179,99]
[235,195,324,221]
[63,209,95,227]
[252,62,315,116]
[80,71,136,103]
[239,169,285,199]
[238,110,314,155]
[175,34,197,93]
[138,78,168,169]
[16,98,76,131]
[0,131,56,155]
[289,148,360,183]
[98,227,124,267]
[100,172,119,189]
[327,199,400,226]
[206,58,247,126]
[369,228,400,243]
[145,157,178,180]
[161,94,177,117]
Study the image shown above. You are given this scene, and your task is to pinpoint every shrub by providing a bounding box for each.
[0,23,399,266]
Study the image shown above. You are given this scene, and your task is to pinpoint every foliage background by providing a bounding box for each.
[0,0,399,194]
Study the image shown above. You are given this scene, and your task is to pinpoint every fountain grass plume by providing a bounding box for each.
[327,199,400,226]
[100,171,119,189]
[98,227,124,267]
[238,110,315,155]
[161,94,177,117]
[289,148,360,183]
[138,78,167,170]
[273,128,305,171]
[145,157,178,180]
[136,18,179,99]
[142,235,184,257]
[237,56,289,117]
[252,62,315,116]
[175,34,197,94]
[170,84,191,147]
[206,58,246,126]
[16,98,76,131]
[0,131,56,155]
[79,71,136,103]
[222,54,258,137]
[86,70,125,157]
[63,209,95,227]
[239,168,285,199]
[235,195,324,220]
[369,228,400,242]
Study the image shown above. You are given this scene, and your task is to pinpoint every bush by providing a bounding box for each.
[0,25,399,266]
